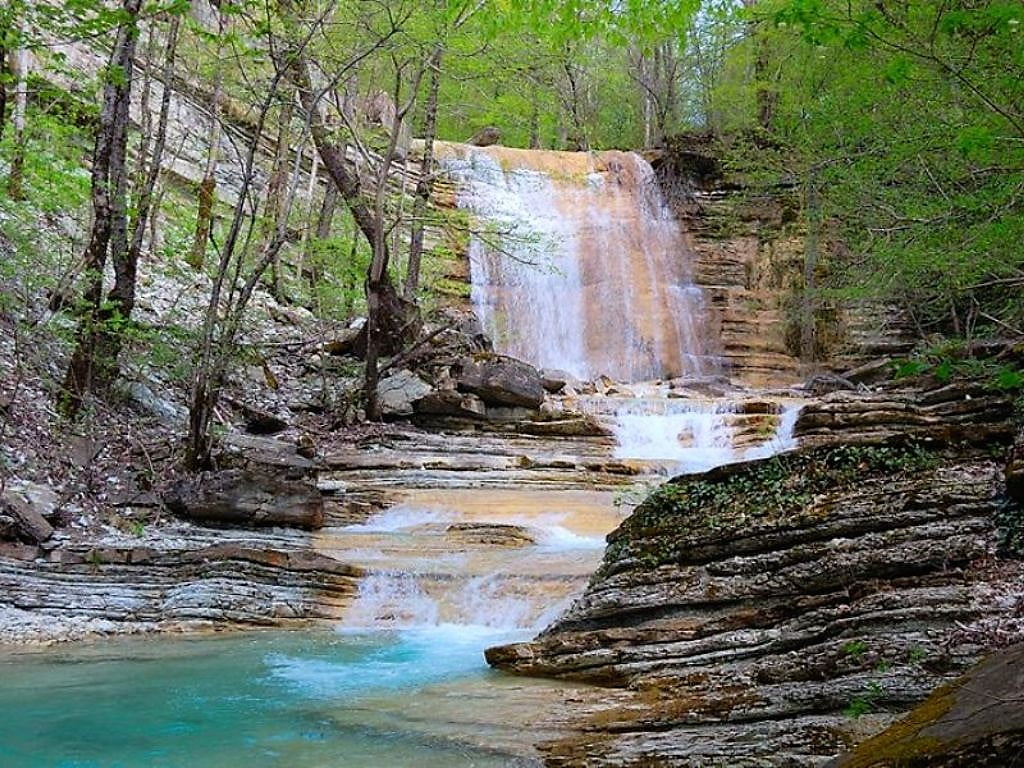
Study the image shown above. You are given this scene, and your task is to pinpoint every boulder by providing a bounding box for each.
[2,480,59,521]
[468,126,500,147]
[322,326,365,358]
[828,644,1024,768]
[540,368,572,394]
[414,389,487,419]
[377,370,433,418]
[0,495,54,544]
[163,470,324,529]
[455,356,545,408]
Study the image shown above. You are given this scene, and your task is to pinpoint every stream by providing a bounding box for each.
[0,145,803,766]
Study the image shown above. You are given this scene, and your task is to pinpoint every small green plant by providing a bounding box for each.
[907,646,928,664]
[128,520,145,537]
[844,681,883,718]
[843,640,868,659]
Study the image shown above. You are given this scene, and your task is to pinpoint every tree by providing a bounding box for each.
[60,0,145,416]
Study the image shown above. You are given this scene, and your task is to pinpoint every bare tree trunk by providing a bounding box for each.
[304,176,338,288]
[7,19,29,201]
[0,7,10,141]
[801,170,819,361]
[529,77,541,149]
[404,45,443,300]
[60,0,142,416]
[188,17,225,271]
[260,92,294,301]
[125,13,180,286]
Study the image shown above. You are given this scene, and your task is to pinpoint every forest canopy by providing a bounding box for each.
[0,0,1022,457]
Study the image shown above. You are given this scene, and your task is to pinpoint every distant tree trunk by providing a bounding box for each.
[742,0,775,133]
[188,18,225,271]
[126,13,179,276]
[0,10,10,141]
[404,45,443,300]
[529,87,541,149]
[260,92,294,301]
[7,20,28,201]
[304,181,337,289]
[801,170,819,361]
[60,0,142,416]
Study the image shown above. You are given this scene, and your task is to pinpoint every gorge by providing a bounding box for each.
[1,139,1021,768]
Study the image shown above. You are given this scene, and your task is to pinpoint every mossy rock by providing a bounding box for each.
[827,643,1024,767]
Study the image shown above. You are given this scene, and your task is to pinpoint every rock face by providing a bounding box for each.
[0,539,359,642]
[486,434,1024,766]
[649,136,916,386]
[164,470,324,530]
[456,355,546,408]
[828,643,1024,768]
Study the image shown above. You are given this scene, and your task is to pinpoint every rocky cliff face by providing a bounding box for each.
[486,386,1024,766]
[649,136,916,388]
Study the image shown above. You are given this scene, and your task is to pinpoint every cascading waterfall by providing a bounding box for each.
[440,142,802,464]
[440,145,717,382]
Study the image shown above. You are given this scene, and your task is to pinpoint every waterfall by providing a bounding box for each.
[440,145,716,382]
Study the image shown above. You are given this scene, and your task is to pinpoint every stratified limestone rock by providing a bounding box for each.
[0,539,360,640]
[486,438,1024,766]
[445,522,536,548]
[456,355,546,408]
[1005,427,1024,504]
[796,383,1015,448]
[164,470,324,530]
[828,643,1024,768]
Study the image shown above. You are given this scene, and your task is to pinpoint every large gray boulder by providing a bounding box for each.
[377,370,433,418]
[455,356,545,409]
[163,470,323,530]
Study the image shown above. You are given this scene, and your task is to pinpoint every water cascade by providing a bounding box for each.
[440,143,802,465]
[440,145,718,382]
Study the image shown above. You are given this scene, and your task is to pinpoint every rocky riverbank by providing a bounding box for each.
[487,384,1024,766]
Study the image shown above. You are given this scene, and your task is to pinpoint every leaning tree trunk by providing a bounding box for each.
[60,0,142,417]
[292,54,419,420]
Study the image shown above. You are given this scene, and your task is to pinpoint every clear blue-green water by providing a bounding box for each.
[0,627,535,768]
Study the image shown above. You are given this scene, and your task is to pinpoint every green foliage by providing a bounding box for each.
[712,0,1024,340]
[844,681,883,718]
[890,346,1024,394]
[843,640,868,660]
